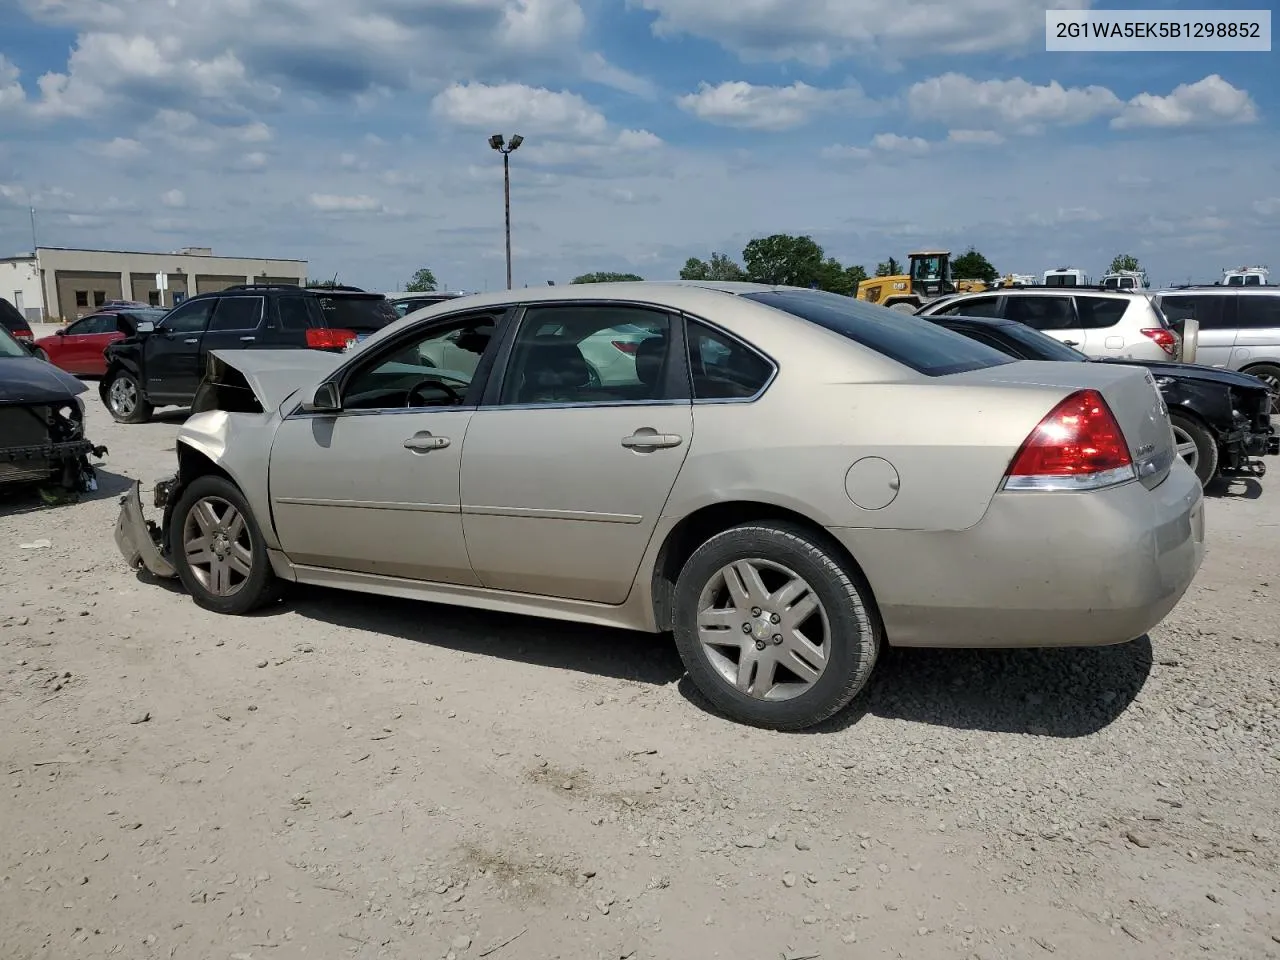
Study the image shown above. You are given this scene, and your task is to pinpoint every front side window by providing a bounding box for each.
[940,296,1001,318]
[743,289,1011,377]
[64,316,95,336]
[1075,296,1129,329]
[342,315,498,411]
[685,320,774,399]
[1005,295,1076,331]
[1237,295,1280,330]
[161,298,214,333]
[208,297,264,332]
[498,305,673,405]
[1159,294,1227,330]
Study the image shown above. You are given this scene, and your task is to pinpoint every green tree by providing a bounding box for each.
[306,275,344,289]
[405,267,438,292]
[571,272,644,284]
[844,264,868,294]
[874,257,903,277]
[1108,253,1141,273]
[814,257,856,295]
[681,252,746,281]
[951,247,998,283]
[742,234,825,287]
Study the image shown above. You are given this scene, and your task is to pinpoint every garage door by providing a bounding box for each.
[54,271,123,320]
[195,274,246,294]
[255,275,303,286]
[131,272,190,307]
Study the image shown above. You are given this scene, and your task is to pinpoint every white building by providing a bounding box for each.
[0,245,309,322]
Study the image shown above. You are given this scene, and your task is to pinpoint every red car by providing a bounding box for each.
[33,308,167,377]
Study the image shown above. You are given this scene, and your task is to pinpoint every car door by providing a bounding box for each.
[459,303,692,604]
[53,315,100,373]
[1159,293,1234,367]
[1229,292,1280,372]
[1075,295,1131,358]
[145,298,215,401]
[1003,295,1084,349]
[200,296,266,369]
[269,309,507,584]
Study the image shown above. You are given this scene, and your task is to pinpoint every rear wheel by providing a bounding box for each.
[888,301,918,313]
[1169,412,1218,486]
[1244,363,1280,416]
[169,475,280,615]
[105,370,153,424]
[672,522,881,730]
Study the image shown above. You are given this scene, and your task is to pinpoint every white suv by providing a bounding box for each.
[917,289,1184,362]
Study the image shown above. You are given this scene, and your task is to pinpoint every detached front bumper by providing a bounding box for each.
[114,478,178,579]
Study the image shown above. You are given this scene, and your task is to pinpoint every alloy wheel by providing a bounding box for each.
[1257,373,1280,416]
[695,558,830,701]
[1171,423,1199,472]
[182,496,253,597]
[109,376,137,417]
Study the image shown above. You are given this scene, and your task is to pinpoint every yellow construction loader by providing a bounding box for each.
[854,250,988,312]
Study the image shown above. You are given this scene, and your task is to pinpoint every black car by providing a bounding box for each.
[1,296,34,344]
[0,323,106,495]
[100,283,399,423]
[926,314,1278,486]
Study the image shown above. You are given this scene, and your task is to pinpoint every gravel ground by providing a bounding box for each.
[2,385,1279,960]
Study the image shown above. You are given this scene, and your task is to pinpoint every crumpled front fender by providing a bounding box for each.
[114,480,177,579]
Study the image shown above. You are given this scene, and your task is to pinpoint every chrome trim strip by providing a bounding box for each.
[461,504,642,523]
[275,497,458,513]
[285,404,479,421]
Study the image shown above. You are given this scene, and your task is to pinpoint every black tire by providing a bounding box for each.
[672,521,881,730]
[1243,362,1280,416]
[888,301,917,313]
[104,369,154,424]
[169,475,281,615]
[1169,412,1218,487]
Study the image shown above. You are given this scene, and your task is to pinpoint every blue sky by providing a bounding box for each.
[1,0,1276,291]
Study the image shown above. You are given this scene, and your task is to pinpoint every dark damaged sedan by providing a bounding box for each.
[0,324,107,495]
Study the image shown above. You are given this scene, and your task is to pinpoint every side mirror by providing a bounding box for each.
[302,382,342,413]
[135,320,155,334]
[54,328,66,336]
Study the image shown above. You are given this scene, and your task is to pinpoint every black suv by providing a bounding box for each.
[101,284,398,423]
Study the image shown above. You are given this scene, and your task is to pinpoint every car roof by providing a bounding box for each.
[1156,286,1278,295]
[426,280,805,313]
[943,288,1147,300]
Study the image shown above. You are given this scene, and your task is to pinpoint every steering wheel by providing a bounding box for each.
[405,377,463,408]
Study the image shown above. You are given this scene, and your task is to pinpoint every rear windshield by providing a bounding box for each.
[315,295,399,332]
[742,290,1015,377]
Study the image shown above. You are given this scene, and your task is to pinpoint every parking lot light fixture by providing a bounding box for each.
[489,134,523,290]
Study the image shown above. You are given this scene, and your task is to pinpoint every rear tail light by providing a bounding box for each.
[611,339,638,354]
[306,327,357,350]
[1005,389,1135,491]
[1140,327,1177,357]
[14,331,33,341]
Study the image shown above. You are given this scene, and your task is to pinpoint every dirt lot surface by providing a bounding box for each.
[3,386,1280,960]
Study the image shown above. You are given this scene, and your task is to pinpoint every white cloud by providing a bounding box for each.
[161,188,186,208]
[637,0,1090,64]
[308,193,384,213]
[580,52,657,99]
[1112,75,1257,129]
[235,151,268,170]
[908,73,1120,132]
[93,136,148,159]
[676,80,871,131]
[948,129,1004,145]
[0,55,25,111]
[870,132,929,155]
[431,82,608,140]
[1254,197,1280,216]
[232,121,272,142]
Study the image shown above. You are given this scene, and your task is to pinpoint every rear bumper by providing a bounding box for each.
[830,462,1205,648]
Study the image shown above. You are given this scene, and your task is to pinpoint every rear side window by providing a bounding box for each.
[685,319,774,399]
[1075,296,1128,329]
[1237,295,1280,330]
[940,295,1001,318]
[743,289,1013,377]
[1159,294,1228,330]
[1004,296,1076,331]
[277,296,316,331]
[315,295,398,332]
[208,297,264,332]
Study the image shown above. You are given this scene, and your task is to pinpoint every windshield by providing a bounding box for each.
[316,295,399,331]
[0,324,27,358]
[742,289,1015,377]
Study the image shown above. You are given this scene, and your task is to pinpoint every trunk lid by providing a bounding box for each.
[949,360,1176,490]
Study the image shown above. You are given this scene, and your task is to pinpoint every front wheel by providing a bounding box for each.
[888,301,918,313]
[1170,412,1218,487]
[105,370,153,424]
[672,522,881,730]
[1244,362,1280,416]
[169,475,281,615]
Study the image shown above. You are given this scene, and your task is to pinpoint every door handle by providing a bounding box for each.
[403,433,450,452]
[240,336,256,342]
[183,337,198,344]
[1062,339,1079,347]
[621,432,683,450]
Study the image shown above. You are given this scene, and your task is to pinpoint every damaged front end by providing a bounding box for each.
[0,397,108,497]
[115,475,180,579]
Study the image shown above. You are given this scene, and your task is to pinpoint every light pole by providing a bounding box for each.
[488,133,523,290]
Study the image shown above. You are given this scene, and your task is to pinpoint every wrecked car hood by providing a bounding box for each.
[206,349,344,412]
[1096,358,1272,391]
[0,357,88,405]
